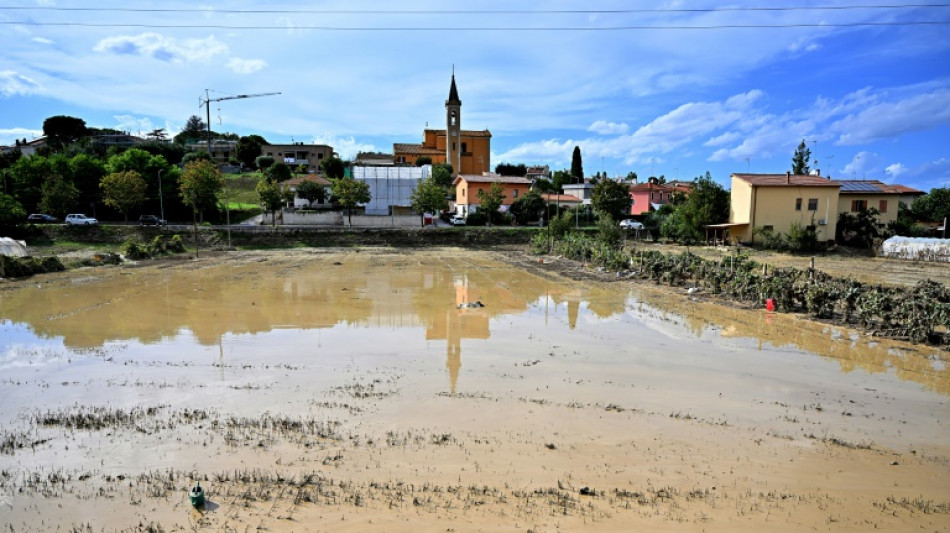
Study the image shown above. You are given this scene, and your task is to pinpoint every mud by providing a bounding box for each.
[1,247,948,532]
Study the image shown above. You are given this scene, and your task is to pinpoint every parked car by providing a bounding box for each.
[27,213,58,224]
[450,215,467,226]
[619,219,644,230]
[65,214,98,226]
[139,215,167,226]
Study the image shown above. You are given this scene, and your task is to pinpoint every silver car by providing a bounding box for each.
[65,214,99,226]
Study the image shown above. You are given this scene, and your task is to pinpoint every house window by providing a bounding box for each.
[462,188,465,197]
[396,156,406,163]
[795,198,802,211]
[879,200,888,213]
[461,142,467,153]
[807,198,818,210]
[317,154,323,159]
[513,189,519,198]
[851,199,867,212]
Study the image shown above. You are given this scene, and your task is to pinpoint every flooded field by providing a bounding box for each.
[1,248,948,532]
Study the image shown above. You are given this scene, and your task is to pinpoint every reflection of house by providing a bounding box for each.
[393,73,491,175]
[628,178,691,215]
[453,173,532,216]
[352,165,430,215]
[729,172,841,244]
[837,180,924,226]
[562,182,594,205]
[261,142,334,170]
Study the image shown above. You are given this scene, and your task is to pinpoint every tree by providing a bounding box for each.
[409,176,449,227]
[415,156,432,166]
[330,178,371,226]
[255,155,275,174]
[181,151,212,167]
[320,155,346,180]
[256,178,284,226]
[570,146,584,182]
[267,162,292,183]
[477,181,506,226]
[39,174,79,218]
[431,163,454,188]
[911,187,950,224]
[9,155,51,212]
[663,172,729,243]
[837,207,883,248]
[623,171,638,182]
[532,177,554,193]
[591,178,631,221]
[184,115,206,135]
[791,139,811,175]
[180,160,223,256]
[236,135,268,169]
[509,189,546,225]
[43,115,87,150]
[295,179,327,208]
[101,170,147,221]
[552,169,573,192]
[0,193,26,231]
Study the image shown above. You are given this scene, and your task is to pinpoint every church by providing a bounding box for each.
[392,72,491,175]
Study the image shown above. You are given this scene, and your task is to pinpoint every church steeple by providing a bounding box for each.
[445,69,462,174]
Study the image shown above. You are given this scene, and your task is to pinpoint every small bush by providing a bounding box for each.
[465,212,488,226]
[122,240,151,260]
[596,213,622,248]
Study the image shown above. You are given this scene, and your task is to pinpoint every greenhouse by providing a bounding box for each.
[880,236,950,263]
[0,237,29,258]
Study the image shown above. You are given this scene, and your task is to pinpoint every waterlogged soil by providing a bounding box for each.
[1,247,948,532]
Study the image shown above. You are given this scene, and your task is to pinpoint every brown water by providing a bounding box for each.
[1,248,948,532]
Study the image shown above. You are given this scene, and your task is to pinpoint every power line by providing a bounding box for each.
[1,21,947,31]
[0,4,948,14]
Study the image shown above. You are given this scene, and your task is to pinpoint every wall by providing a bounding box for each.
[837,195,900,225]
[751,186,839,242]
[282,210,343,225]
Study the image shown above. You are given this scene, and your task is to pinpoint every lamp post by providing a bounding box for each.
[157,169,165,221]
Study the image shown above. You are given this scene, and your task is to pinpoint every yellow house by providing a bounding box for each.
[729,173,841,244]
[453,174,532,216]
[393,73,491,175]
[837,180,924,226]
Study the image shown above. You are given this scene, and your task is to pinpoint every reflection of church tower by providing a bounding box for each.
[568,300,579,330]
[447,339,461,394]
[446,70,462,174]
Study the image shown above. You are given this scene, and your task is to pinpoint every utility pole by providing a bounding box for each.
[157,169,164,221]
[199,90,281,157]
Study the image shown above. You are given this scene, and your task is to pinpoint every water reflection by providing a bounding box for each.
[0,252,946,395]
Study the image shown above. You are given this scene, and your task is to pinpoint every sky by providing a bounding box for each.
[1,1,948,192]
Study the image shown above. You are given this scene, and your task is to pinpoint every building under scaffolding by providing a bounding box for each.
[352,165,430,216]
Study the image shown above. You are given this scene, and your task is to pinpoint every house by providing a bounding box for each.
[541,193,582,208]
[355,151,395,166]
[836,180,923,226]
[628,178,690,215]
[284,174,331,209]
[453,173,532,216]
[526,165,551,181]
[562,182,594,205]
[261,142,334,171]
[352,165,430,216]
[393,72,491,175]
[729,172,841,244]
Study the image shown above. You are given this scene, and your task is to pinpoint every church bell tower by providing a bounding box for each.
[445,70,462,175]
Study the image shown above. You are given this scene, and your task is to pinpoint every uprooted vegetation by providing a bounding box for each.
[536,233,950,346]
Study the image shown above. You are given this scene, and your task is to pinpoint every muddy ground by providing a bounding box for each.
[1,246,948,532]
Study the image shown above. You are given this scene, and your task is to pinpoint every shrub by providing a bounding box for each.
[465,211,488,226]
[549,210,574,239]
[122,240,151,260]
[596,213,621,248]
[787,223,819,253]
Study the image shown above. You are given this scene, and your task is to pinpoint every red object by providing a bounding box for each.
[765,298,775,312]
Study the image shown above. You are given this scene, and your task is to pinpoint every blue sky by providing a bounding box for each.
[1,1,948,191]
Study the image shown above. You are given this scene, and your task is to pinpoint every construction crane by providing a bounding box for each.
[198,90,280,155]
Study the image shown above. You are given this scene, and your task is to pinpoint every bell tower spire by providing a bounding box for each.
[445,67,461,175]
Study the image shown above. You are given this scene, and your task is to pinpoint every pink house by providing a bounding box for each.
[629,179,691,215]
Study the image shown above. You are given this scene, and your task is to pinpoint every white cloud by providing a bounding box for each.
[0,70,41,97]
[310,135,376,160]
[227,58,267,74]
[842,151,883,179]
[31,37,54,45]
[93,33,228,63]
[832,88,950,145]
[884,163,907,179]
[0,127,43,146]
[588,120,629,135]
[112,115,155,135]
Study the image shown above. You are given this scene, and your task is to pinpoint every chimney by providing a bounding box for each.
[786,170,791,184]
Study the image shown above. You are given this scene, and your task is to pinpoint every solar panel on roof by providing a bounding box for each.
[840,182,881,192]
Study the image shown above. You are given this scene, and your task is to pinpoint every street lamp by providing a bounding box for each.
[157,169,165,221]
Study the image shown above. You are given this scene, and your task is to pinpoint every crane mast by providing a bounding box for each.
[199,90,281,156]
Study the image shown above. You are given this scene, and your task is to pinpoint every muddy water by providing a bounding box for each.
[1,248,948,532]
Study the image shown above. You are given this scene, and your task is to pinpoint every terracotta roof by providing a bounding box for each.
[423,128,492,138]
[393,143,443,156]
[284,175,331,188]
[732,173,841,187]
[888,184,925,195]
[541,193,581,203]
[629,182,673,192]
[453,173,532,185]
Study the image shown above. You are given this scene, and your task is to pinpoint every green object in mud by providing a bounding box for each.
[189,482,205,508]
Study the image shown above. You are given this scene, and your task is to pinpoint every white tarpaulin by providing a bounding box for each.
[0,237,29,258]
[880,236,950,263]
